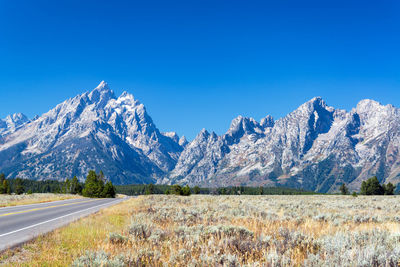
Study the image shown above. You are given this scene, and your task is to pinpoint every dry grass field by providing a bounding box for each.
[2,195,400,266]
[0,193,82,207]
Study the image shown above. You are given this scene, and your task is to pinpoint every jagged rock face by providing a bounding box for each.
[0,82,183,183]
[168,97,400,192]
[2,83,400,192]
[0,113,29,137]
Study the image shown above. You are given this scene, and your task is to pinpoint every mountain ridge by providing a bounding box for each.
[1,82,399,193]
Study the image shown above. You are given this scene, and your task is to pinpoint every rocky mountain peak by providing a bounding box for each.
[5,113,29,125]
[179,135,188,147]
[163,132,179,143]
[95,80,110,90]
[260,115,274,128]
[197,128,210,139]
[227,116,262,134]
[300,97,333,113]
[3,89,400,194]
[355,99,387,114]
[0,113,29,136]
[88,81,115,107]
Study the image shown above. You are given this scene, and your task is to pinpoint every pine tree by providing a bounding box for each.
[340,183,349,195]
[193,186,201,194]
[145,184,155,195]
[171,185,183,195]
[71,176,82,195]
[360,176,384,195]
[0,173,5,194]
[63,178,71,193]
[102,181,116,198]
[15,178,24,195]
[384,182,395,195]
[98,170,105,182]
[181,185,191,196]
[258,186,264,195]
[360,180,367,195]
[82,170,104,198]
[4,180,11,194]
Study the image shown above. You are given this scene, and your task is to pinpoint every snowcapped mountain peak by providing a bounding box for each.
[179,135,188,147]
[199,128,209,136]
[225,115,264,144]
[163,132,179,142]
[302,96,329,110]
[95,80,110,90]
[5,113,28,124]
[0,82,185,183]
[119,91,134,98]
[0,113,29,136]
[116,91,137,106]
[356,99,384,113]
[227,115,259,133]
[87,82,115,108]
[260,115,274,128]
[3,83,400,193]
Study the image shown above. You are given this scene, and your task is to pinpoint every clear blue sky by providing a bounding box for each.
[0,0,399,140]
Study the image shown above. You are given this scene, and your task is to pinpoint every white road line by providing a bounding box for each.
[0,199,121,238]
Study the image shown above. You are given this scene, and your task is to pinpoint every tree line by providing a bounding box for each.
[115,184,317,196]
[0,170,115,198]
[1,172,396,197]
[340,176,396,196]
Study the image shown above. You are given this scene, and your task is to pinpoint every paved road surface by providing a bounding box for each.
[0,197,125,251]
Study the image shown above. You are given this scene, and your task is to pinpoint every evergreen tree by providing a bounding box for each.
[98,170,105,182]
[181,185,191,196]
[4,180,11,194]
[71,176,82,195]
[102,181,116,198]
[0,173,5,194]
[384,182,395,195]
[171,185,183,195]
[258,186,264,195]
[15,178,25,195]
[2,179,9,194]
[193,186,201,194]
[63,178,71,193]
[360,176,384,195]
[360,181,367,195]
[145,184,155,195]
[340,183,349,195]
[82,170,104,198]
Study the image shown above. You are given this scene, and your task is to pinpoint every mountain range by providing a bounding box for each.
[1,82,399,192]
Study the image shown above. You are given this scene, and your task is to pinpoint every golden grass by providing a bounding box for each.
[1,195,400,266]
[0,193,82,208]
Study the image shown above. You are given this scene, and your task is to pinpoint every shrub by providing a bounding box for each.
[129,222,152,239]
[108,233,128,245]
[72,251,125,267]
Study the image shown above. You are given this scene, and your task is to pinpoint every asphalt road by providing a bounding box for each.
[0,197,125,251]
